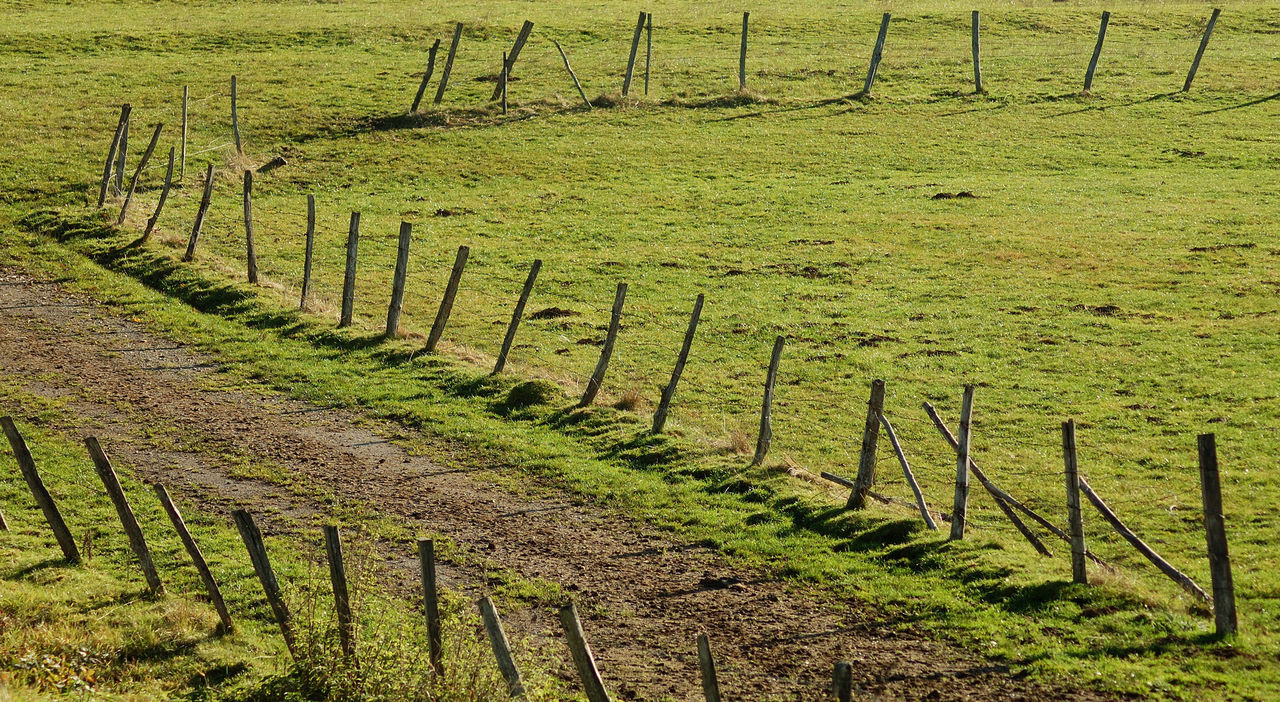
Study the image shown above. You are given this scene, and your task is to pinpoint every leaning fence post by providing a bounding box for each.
[879,412,937,530]
[948,385,974,540]
[652,293,703,434]
[118,122,163,225]
[848,379,886,509]
[1184,8,1221,92]
[494,259,542,374]
[98,104,131,208]
[323,525,356,657]
[243,170,259,284]
[385,222,412,338]
[143,147,176,239]
[114,111,129,194]
[154,484,234,632]
[1062,419,1087,584]
[491,20,534,101]
[738,11,750,91]
[417,539,444,676]
[231,74,242,153]
[434,22,464,105]
[84,437,163,595]
[559,602,611,702]
[579,282,627,407]
[300,194,315,310]
[622,11,646,96]
[478,595,526,698]
[1,417,80,563]
[1198,433,1237,636]
[425,245,470,352]
[339,212,360,328]
[554,40,592,109]
[412,38,442,112]
[183,163,215,262]
[971,11,984,94]
[750,335,785,467]
[232,510,297,657]
[180,86,188,182]
[1083,11,1110,93]
[862,13,891,95]
[696,633,721,702]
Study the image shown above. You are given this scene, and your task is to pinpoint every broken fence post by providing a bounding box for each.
[652,293,703,434]
[948,384,974,541]
[385,221,412,338]
[339,212,360,328]
[1062,419,1087,584]
[183,163,215,261]
[1083,11,1110,93]
[490,20,534,101]
[232,510,297,658]
[323,525,356,657]
[622,11,646,96]
[833,661,853,702]
[848,378,886,509]
[119,122,163,225]
[300,194,315,310]
[434,22,463,105]
[478,595,526,697]
[1,417,80,562]
[554,40,592,109]
[154,484,234,632]
[494,259,541,374]
[142,147,176,239]
[863,13,890,95]
[412,38,442,112]
[418,539,444,676]
[750,335,784,467]
[697,633,721,702]
[425,245,470,352]
[1184,8,1221,92]
[560,602,611,702]
[98,104,131,208]
[878,412,937,530]
[1198,433,1237,636]
[579,282,627,407]
[243,170,259,284]
[85,436,163,595]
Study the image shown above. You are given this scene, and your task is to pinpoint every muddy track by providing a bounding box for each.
[0,269,1112,701]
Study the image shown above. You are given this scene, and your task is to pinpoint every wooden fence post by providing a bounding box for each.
[832,661,853,702]
[644,13,653,95]
[623,11,646,96]
[652,293,703,434]
[1,417,80,563]
[750,335,784,467]
[862,13,891,95]
[1083,11,1110,94]
[738,12,749,91]
[114,111,128,194]
[339,212,360,328]
[478,595,526,698]
[231,75,242,154]
[300,194,315,310]
[84,437,163,595]
[848,379,886,509]
[1184,8,1221,92]
[696,633,721,702]
[412,38,442,112]
[118,122,163,225]
[323,525,355,657]
[425,245,470,352]
[500,52,508,114]
[153,484,234,632]
[180,86,188,182]
[554,40,593,109]
[1062,419,1087,584]
[243,170,259,284]
[143,148,176,239]
[559,602,610,702]
[948,385,974,541]
[490,20,534,101]
[434,22,464,105]
[579,282,627,407]
[0,508,7,531]
[232,510,297,657]
[878,412,937,530]
[1198,433,1237,636]
[183,163,215,262]
[385,222,412,338]
[971,10,984,94]
[98,104,130,208]
[494,259,542,374]
[417,539,444,676]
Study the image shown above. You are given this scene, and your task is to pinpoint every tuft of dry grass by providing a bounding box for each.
[612,389,646,412]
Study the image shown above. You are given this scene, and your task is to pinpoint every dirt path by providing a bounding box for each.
[0,269,1111,701]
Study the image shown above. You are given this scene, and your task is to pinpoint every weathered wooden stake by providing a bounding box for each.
[1199,433,1237,636]
[154,484,234,632]
[180,86,188,182]
[143,148,176,239]
[1083,11,1110,93]
[1078,476,1209,601]
[622,11,647,96]
[412,39,442,112]
[559,602,610,702]
[832,661,853,702]
[579,282,627,407]
[478,595,526,697]
[1,417,80,562]
[971,11,984,94]
[231,75,242,154]
[85,437,163,595]
[114,112,129,194]
[0,508,7,531]
[339,212,360,328]
[417,539,444,676]
[652,293,703,434]
[385,222,412,338]
[644,13,653,95]
[183,163,215,262]
[750,335,785,467]
[500,52,509,114]
[118,122,163,225]
[98,104,131,208]
[863,13,891,95]
[1062,419,1087,584]
[554,40,592,109]
[1184,9,1221,92]
[878,412,937,530]
[696,633,721,702]
[494,259,542,374]
[425,245,470,352]
[739,12,750,91]
[300,194,315,310]
[242,170,259,284]
[490,20,534,101]
[948,385,974,541]
[232,510,297,657]
[434,22,463,105]
[323,525,355,657]
[848,379,886,509]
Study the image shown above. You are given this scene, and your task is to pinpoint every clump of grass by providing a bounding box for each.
[612,389,646,412]
[501,380,560,411]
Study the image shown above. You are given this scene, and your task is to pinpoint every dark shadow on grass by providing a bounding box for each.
[1195,90,1280,115]
[5,556,77,579]
[1046,90,1178,118]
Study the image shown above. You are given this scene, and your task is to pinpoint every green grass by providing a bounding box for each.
[2,0,1279,698]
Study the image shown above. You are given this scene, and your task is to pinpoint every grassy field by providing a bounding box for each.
[3,0,1279,698]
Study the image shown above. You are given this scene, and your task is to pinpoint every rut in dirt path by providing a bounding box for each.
[0,270,1113,701]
